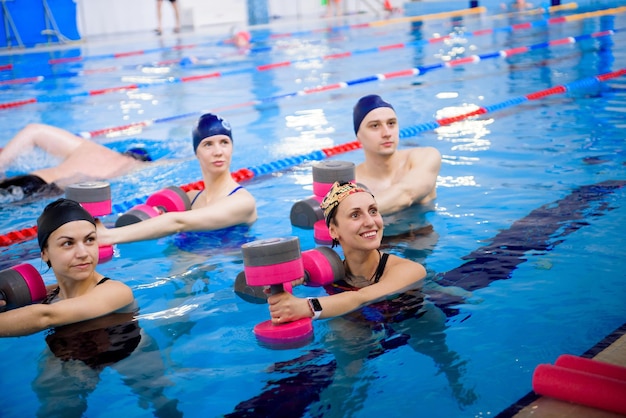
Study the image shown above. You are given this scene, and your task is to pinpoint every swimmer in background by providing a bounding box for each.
[0,124,152,201]
[96,113,257,245]
[500,0,533,11]
[352,95,441,216]
[179,30,250,67]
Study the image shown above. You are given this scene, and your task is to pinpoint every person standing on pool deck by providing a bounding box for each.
[155,0,181,35]
[0,198,137,335]
[96,113,257,245]
[0,123,152,200]
[352,94,442,215]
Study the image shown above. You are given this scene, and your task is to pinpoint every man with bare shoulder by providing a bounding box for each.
[352,95,441,215]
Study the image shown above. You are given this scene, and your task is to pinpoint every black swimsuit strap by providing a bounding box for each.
[372,253,389,284]
[97,277,110,285]
[42,277,111,304]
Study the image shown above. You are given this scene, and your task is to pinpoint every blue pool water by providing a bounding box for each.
[1,5,625,417]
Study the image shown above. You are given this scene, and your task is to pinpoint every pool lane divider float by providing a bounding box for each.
[0,3,578,88]
[69,24,626,139]
[1,6,623,112]
[0,68,625,248]
[532,354,626,415]
[42,7,484,66]
[1,7,488,88]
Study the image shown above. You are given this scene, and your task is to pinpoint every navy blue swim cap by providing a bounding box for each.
[37,198,96,250]
[123,147,152,162]
[192,113,232,153]
[353,95,394,134]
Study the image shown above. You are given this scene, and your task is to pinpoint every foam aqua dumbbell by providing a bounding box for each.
[290,160,355,229]
[0,264,47,312]
[235,246,344,302]
[115,186,191,227]
[65,181,112,217]
[241,237,313,345]
[65,181,114,263]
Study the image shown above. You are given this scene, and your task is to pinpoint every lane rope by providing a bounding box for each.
[67,25,623,139]
[1,68,624,247]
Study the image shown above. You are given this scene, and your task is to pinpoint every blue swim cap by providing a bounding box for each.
[123,147,152,162]
[353,95,394,135]
[192,113,232,153]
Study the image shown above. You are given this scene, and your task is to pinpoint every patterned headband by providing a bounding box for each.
[320,181,371,226]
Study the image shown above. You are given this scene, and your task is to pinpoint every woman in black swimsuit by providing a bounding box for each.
[267,181,426,322]
[97,112,257,245]
[0,198,137,336]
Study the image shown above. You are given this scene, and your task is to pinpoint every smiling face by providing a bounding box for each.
[356,106,399,156]
[195,134,233,176]
[328,191,383,251]
[42,220,99,283]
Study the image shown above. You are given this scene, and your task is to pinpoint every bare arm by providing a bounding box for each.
[0,280,134,337]
[373,147,441,215]
[97,188,257,245]
[267,256,426,322]
[0,123,85,169]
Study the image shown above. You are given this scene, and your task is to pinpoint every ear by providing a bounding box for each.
[328,223,339,241]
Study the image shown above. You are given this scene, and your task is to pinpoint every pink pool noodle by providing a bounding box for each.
[532,363,626,415]
[555,354,626,382]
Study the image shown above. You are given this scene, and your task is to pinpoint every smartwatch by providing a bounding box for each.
[307,297,323,320]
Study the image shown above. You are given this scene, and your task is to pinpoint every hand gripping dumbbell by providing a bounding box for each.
[290,160,355,230]
[235,245,345,303]
[66,181,115,263]
[0,264,46,312]
[241,237,314,345]
[115,186,191,227]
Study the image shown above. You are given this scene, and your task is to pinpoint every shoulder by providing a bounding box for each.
[407,146,441,161]
[405,146,441,171]
[386,254,426,280]
[94,278,134,298]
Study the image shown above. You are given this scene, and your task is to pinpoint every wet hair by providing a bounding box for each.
[37,198,96,251]
[123,147,152,162]
[353,94,394,135]
[192,113,233,153]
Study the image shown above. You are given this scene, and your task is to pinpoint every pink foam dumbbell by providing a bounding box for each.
[0,264,47,312]
[242,237,313,345]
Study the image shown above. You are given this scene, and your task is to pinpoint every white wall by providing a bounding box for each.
[75,0,406,39]
[76,0,247,38]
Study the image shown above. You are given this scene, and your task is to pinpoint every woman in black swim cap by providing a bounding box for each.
[0,198,137,337]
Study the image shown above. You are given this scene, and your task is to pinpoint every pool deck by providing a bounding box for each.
[503,323,626,418]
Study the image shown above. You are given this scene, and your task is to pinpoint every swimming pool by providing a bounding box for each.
[1,4,625,417]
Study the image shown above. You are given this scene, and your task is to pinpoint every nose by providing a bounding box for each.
[75,242,90,258]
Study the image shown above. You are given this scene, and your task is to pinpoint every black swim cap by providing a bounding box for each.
[37,198,96,250]
[192,113,232,153]
[353,94,394,135]
[123,147,152,162]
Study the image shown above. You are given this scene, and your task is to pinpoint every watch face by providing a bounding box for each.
[310,298,322,312]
